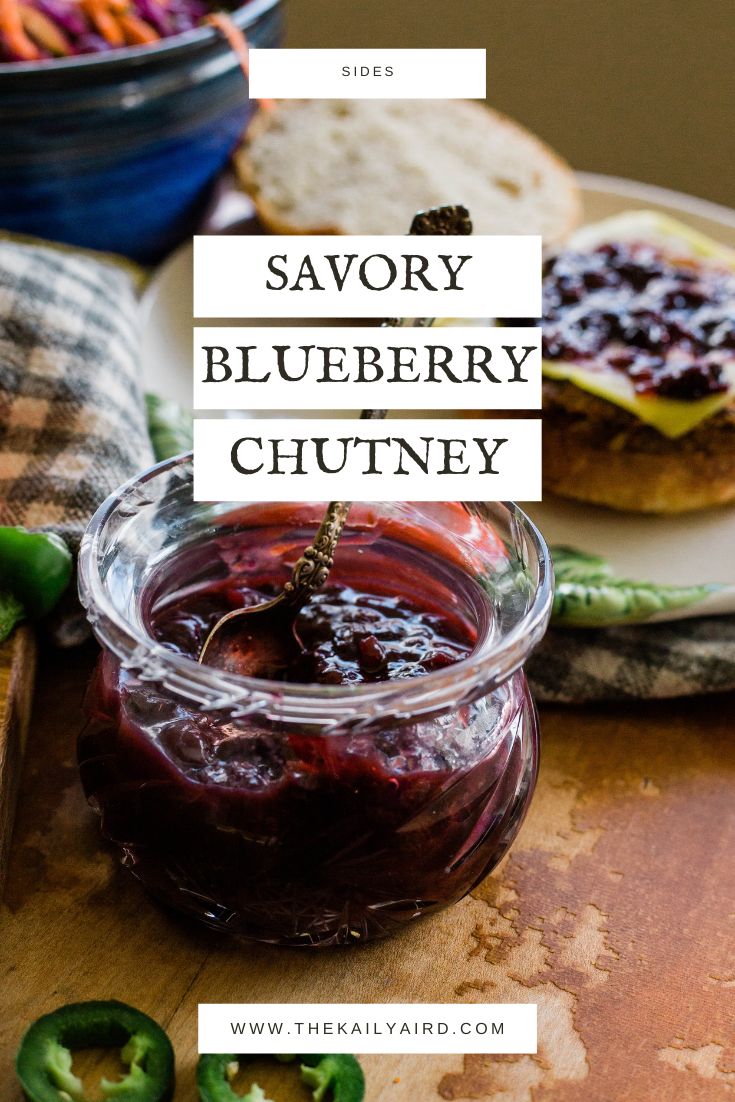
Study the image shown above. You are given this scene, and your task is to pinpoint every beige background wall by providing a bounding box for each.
[286,0,734,209]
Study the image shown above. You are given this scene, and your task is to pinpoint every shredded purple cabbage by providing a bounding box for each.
[1,0,233,62]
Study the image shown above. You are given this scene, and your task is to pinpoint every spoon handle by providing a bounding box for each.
[281,204,474,608]
[283,408,388,605]
[283,499,352,604]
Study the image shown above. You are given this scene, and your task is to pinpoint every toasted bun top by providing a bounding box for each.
[237,99,581,245]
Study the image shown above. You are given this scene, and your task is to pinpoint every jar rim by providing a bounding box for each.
[78,453,554,722]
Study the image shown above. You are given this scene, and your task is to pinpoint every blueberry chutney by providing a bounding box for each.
[153,579,471,686]
[542,241,735,400]
[78,490,551,948]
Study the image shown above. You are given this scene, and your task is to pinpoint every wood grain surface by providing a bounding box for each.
[0,626,35,896]
[1,644,733,1101]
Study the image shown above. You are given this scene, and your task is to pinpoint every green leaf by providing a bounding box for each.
[550,545,614,583]
[550,545,721,627]
[146,393,193,461]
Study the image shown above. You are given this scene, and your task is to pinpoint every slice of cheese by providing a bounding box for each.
[567,210,735,264]
[543,211,735,438]
[543,358,735,438]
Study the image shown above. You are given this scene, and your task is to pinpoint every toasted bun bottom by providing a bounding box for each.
[535,378,735,513]
[542,418,735,514]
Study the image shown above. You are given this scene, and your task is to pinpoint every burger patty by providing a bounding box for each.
[541,377,735,457]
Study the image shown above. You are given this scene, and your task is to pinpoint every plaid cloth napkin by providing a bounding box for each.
[528,616,735,703]
[0,238,153,552]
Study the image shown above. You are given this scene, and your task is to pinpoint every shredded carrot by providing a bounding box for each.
[205,13,248,74]
[205,11,276,113]
[0,0,279,84]
[118,9,159,43]
[19,1,70,53]
[81,0,125,45]
[0,0,40,59]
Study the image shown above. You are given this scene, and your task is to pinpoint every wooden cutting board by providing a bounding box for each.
[2,646,735,1101]
[5,173,735,1099]
[0,626,36,896]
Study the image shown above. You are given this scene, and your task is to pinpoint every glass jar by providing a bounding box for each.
[78,455,553,948]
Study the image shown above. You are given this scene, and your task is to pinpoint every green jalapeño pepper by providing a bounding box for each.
[0,589,25,641]
[300,1055,365,1102]
[197,1053,365,1102]
[0,527,72,621]
[15,1000,175,1102]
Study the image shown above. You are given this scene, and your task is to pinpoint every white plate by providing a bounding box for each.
[140,173,735,621]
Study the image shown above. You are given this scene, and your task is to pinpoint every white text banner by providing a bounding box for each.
[193,235,542,319]
[193,326,541,411]
[248,48,486,99]
[198,1002,537,1055]
[193,417,542,502]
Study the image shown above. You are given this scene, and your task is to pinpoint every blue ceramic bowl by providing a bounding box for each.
[0,0,281,264]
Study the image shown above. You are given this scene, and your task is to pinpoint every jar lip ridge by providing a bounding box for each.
[77,453,554,717]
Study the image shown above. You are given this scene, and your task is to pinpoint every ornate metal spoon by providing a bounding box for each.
[198,407,384,675]
[199,204,472,676]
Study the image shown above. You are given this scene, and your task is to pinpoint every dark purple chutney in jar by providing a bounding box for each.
[79,522,539,947]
